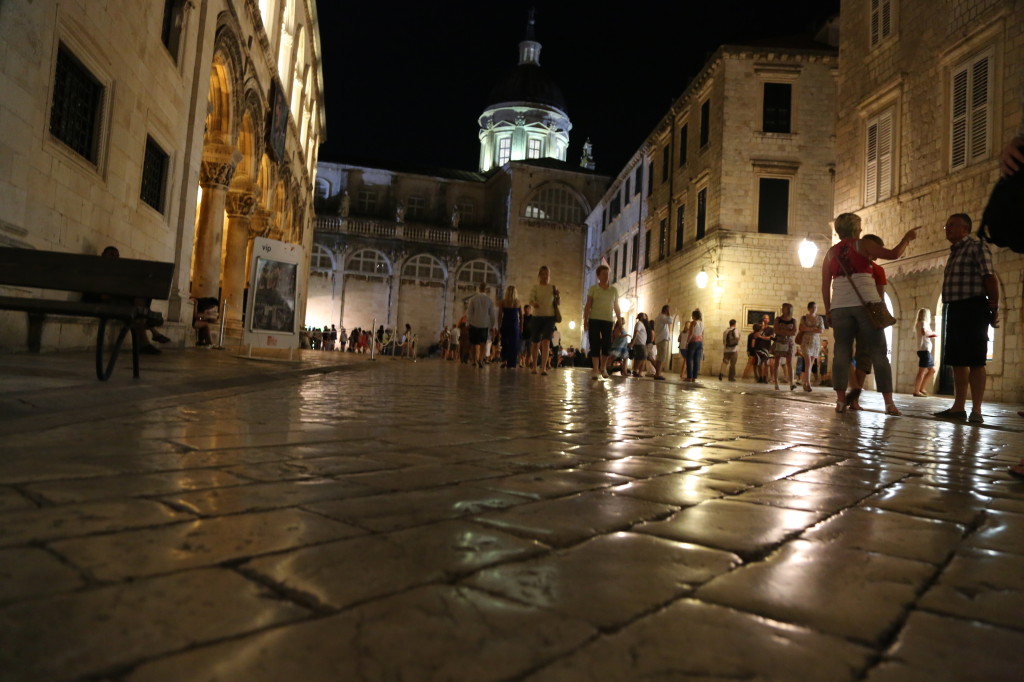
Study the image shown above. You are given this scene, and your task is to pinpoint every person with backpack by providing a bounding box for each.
[719,319,740,381]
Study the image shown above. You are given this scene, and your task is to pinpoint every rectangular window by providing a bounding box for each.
[406,195,426,218]
[624,178,631,202]
[634,166,641,196]
[659,218,668,261]
[950,51,991,171]
[612,249,619,281]
[602,208,607,232]
[757,178,789,234]
[356,189,377,213]
[140,136,169,213]
[631,233,639,272]
[696,188,707,239]
[647,162,654,196]
[527,138,542,159]
[661,145,670,182]
[870,0,893,47]
[497,137,511,165]
[865,108,894,205]
[50,44,104,164]
[610,195,621,218]
[678,124,688,166]
[762,83,792,133]
[644,229,652,268]
[460,202,475,222]
[675,204,685,251]
[161,0,185,60]
[621,244,628,278]
[699,99,711,147]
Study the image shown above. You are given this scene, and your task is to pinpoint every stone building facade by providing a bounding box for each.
[0,0,325,350]
[587,40,839,368]
[834,0,1023,402]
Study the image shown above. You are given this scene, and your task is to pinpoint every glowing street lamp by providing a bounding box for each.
[798,238,819,268]
[568,320,576,330]
[695,267,709,289]
[618,297,633,312]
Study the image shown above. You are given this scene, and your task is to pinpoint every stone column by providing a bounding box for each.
[191,149,237,299]
[222,188,259,327]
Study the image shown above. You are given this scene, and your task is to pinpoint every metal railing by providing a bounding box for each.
[314,216,507,250]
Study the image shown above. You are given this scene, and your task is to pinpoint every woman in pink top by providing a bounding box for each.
[821,213,918,415]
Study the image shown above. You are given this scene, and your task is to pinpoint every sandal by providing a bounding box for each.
[835,401,847,414]
[885,405,902,416]
[913,392,925,397]
[844,388,861,408]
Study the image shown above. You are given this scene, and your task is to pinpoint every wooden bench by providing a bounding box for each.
[0,247,175,380]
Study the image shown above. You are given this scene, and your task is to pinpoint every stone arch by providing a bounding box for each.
[207,21,246,145]
[522,181,591,223]
[346,249,392,277]
[401,253,448,284]
[456,259,501,287]
[310,242,336,274]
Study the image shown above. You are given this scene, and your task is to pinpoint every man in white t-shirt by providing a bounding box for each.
[652,305,672,380]
[466,283,496,368]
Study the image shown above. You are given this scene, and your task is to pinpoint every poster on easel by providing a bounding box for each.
[244,237,303,350]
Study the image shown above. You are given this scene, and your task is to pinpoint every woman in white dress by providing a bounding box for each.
[798,301,825,392]
[913,308,938,397]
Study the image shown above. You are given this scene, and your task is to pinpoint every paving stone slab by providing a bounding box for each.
[790,465,908,490]
[610,472,749,506]
[243,520,545,610]
[635,499,825,558]
[465,532,740,629]
[578,455,700,478]
[741,449,845,468]
[127,585,595,682]
[474,490,675,547]
[523,597,872,682]
[864,611,1024,682]
[306,484,529,532]
[0,568,309,682]
[159,478,374,516]
[698,460,806,486]
[800,507,965,564]
[731,478,871,513]
[918,547,1024,629]
[476,468,632,499]
[697,539,935,645]
[0,487,35,512]
[0,547,84,604]
[22,469,247,504]
[339,463,501,491]
[222,455,399,481]
[866,482,993,524]
[0,499,192,547]
[51,507,363,581]
[964,509,1024,555]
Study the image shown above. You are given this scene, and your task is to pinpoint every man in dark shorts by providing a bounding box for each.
[466,282,496,368]
[934,213,1000,424]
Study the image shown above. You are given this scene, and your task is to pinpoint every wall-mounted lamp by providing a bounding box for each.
[568,320,576,330]
[695,267,709,289]
[797,239,819,269]
[618,297,633,312]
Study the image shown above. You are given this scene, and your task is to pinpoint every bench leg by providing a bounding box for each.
[95,318,133,381]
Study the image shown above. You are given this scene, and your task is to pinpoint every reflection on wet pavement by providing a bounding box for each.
[0,359,1022,681]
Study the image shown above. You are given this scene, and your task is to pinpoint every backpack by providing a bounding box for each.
[726,328,739,347]
[979,159,1024,253]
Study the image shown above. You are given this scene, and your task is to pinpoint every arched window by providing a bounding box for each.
[314,178,330,199]
[347,249,390,277]
[310,244,335,273]
[457,260,499,286]
[402,254,446,282]
[524,184,586,223]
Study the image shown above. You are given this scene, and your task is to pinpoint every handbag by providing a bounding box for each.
[836,254,896,329]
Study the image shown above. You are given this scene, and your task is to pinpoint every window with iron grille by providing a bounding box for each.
[140,136,169,213]
[699,99,711,148]
[161,0,186,61]
[50,44,104,164]
[675,204,685,251]
[696,188,707,239]
[762,83,792,134]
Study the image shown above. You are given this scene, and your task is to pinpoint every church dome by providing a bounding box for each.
[487,63,568,114]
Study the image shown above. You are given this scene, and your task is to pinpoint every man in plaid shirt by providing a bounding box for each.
[934,213,1000,424]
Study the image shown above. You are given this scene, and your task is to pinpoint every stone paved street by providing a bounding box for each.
[1,351,1023,681]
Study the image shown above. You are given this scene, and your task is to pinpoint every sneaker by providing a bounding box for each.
[933,408,967,419]
[653,375,666,381]
[718,373,723,381]
[151,332,171,344]
[968,412,984,424]
[140,344,161,355]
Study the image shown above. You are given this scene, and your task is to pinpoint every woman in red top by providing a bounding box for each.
[821,213,918,415]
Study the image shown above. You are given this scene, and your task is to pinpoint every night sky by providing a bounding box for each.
[314,0,841,175]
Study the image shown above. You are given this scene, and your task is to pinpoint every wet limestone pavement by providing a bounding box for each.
[1,351,1023,681]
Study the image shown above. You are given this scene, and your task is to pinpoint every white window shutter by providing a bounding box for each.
[951,66,969,169]
[969,55,990,160]
[865,120,878,206]
[877,111,893,202]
